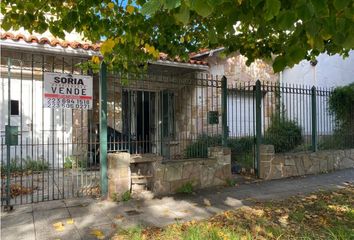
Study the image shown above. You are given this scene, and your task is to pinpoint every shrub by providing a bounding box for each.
[24,158,49,171]
[1,158,23,174]
[327,83,354,149]
[185,134,222,158]
[1,156,48,173]
[64,157,73,169]
[176,182,194,194]
[64,156,87,169]
[112,191,132,202]
[264,118,303,153]
[121,191,132,201]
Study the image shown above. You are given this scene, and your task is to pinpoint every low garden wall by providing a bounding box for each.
[152,147,231,195]
[259,144,354,180]
[107,147,231,199]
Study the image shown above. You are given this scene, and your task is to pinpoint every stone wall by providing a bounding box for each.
[107,147,231,198]
[152,147,231,195]
[259,144,354,180]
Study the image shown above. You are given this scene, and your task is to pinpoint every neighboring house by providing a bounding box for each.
[191,49,354,139]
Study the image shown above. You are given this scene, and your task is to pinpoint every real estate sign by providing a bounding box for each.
[43,72,93,109]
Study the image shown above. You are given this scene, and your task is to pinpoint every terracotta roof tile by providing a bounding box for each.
[158,52,208,66]
[1,32,208,65]
[1,32,101,51]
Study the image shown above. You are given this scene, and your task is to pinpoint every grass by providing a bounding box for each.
[112,185,354,240]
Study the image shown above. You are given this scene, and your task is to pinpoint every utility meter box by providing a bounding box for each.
[208,111,219,124]
[5,125,18,146]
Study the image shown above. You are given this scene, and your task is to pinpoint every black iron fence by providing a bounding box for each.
[1,53,353,207]
[1,53,99,207]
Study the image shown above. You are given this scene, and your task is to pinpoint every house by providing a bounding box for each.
[3,30,283,201]
[0,30,214,165]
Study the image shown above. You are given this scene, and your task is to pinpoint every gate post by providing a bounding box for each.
[221,76,228,147]
[5,58,12,210]
[99,61,108,197]
[255,80,262,178]
[311,86,317,152]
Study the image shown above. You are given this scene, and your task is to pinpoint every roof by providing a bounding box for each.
[1,32,100,51]
[190,47,225,59]
[1,31,208,66]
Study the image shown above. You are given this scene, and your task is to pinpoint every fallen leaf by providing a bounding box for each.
[115,214,125,220]
[90,229,105,239]
[203,198,211,207]
[66,219,74,224]
[53,222,64,228]
[278,214,289,226]
[181,209,191,214]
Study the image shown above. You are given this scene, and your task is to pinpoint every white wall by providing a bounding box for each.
[282,51,354,87]
[0,76,73,167]
[280,52,354,136]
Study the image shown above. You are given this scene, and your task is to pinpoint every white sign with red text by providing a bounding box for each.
[43,72,93,109]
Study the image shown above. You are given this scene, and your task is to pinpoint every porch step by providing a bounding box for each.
[131,190,154,200]
[131,183,146,191]
[131,175,153,179]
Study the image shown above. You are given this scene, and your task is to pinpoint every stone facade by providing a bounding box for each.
[152,147,231,195]
[259,144,354,180]
[107,152,131,200]
[207,52,279,85]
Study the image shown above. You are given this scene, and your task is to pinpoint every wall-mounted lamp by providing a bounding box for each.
[310,59,318,66]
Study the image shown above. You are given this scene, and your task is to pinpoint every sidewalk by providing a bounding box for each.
[1,168,353,240]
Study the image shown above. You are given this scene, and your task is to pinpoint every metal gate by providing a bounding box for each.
[227,81,259,174]
[1,54,100,206]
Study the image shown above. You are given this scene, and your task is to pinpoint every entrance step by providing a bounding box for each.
[131,190,154,200]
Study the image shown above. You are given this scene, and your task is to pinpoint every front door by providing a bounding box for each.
[122,90,157,154]
[161,91,175,159]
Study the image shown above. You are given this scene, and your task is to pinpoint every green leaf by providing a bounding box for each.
[250,0,263,9]
[264,0,281,21]
[164,0,181,10]
[273,55,287,73]
[288,45,306,64]
[174,4,190,24]
[192,0,213,17]
[310,0,329,17]
[333,0,351,11]
[296,4,314,21]
[343,27,354,48]
[276,10,297,30]
[141,0,162,15]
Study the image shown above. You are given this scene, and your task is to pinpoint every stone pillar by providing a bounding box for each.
[107,152,131,200]
[259,144,275,179]
[208,146,232,180]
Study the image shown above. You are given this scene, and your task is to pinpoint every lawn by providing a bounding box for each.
[112,185,354,240]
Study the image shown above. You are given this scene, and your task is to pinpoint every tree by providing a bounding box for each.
[2,0,354,72]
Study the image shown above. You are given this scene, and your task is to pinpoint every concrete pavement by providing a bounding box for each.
[1,168,353,240]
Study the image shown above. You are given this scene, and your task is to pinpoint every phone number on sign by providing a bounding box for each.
[45,98,91,109]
